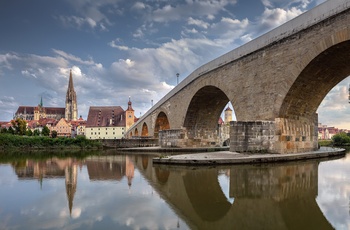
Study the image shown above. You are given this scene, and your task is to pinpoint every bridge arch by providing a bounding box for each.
[183,85,230,139]
[154,111,170,138]
[279,38,350,119]
[141,122,149,137]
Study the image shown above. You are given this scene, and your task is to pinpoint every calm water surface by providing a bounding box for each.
[0,150,349,230]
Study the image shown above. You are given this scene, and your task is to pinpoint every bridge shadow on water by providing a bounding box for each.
[134,156,338,230]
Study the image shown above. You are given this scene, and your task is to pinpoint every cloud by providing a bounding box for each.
[57,15,98,30]
[262,0,311,9]
[149,0,237,23]
[0,53,20,74]
[261,7,303,28]
[56,0,117,31]
[132,2,147,10]
[317,79,350,129]
[52,49,96,66]
[187,17,210,29]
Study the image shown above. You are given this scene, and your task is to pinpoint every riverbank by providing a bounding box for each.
[0,134,102,150]
[153,147,346,165]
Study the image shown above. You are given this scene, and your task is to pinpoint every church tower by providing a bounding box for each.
[65,70,78,121]
[125,97,135,131]
[224,106,232,124]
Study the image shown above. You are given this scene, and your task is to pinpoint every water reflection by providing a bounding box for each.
[148,161,334,230]
[0,152,348,229]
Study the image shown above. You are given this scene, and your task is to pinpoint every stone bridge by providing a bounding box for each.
[125,0,350,154]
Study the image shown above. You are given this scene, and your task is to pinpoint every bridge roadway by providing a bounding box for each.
[126,0,350,154]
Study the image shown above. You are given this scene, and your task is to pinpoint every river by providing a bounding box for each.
[0,149,349,230]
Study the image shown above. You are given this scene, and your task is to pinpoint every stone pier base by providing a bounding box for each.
[159,129,220,148]
[230,116,318,154]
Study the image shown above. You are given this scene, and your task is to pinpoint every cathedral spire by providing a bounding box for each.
[68,69,74,92]
[39,96,43,107]
[65,69,78,121]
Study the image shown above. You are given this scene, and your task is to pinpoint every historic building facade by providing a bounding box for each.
[85,99,136,139]
[14,70,78,121]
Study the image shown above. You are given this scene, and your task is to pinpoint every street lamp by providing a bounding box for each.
[176,73,179,85]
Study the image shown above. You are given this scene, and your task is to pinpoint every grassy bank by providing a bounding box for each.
[318,140,333,146]
[0,134,102,150]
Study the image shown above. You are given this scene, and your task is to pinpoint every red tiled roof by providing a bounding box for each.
[16,106,65,115]
[218,117,224,125]
[38,118,57,126]
[86,106,125,127]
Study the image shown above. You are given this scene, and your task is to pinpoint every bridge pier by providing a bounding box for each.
[230,115,318,154]
[159,128,220,148]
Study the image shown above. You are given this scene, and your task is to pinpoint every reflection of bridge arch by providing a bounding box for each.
[279,39,350,119]
[141,122,149,137]
[154,112,170,138]
[155,167,170,185]
[183,170,232,222]
[184,86,230,139]
[142,156,149,170]
[137,159,335,230]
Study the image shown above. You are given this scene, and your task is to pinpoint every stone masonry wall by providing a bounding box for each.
[230,121,276,153]
[230,115,318,154]
[159,129,220,148]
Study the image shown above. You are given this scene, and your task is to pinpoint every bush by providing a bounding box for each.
[332,132,350,146]
[0,134,102,150]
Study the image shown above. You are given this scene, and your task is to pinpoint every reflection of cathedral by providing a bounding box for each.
[13,155,136,215]
[65,166,77,216]
[14,158,79,216]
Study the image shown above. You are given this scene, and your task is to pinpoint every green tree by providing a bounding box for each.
[33,129,40,136]
[332,132,350,145]
[0,127,7,134]
[26,129,33,136]
[11,118,27,135]
[42,126,50,136]
[51,130,58,138]
[7,127,14,135]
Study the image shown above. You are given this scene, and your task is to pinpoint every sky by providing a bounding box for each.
[1,0,349,129]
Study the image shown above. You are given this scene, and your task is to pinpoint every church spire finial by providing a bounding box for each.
[39,96,43,107]
[68,69,74,91]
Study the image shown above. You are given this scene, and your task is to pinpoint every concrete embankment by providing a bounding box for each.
[152,147,346,165]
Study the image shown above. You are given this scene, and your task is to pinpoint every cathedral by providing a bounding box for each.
[14,70,78,121]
